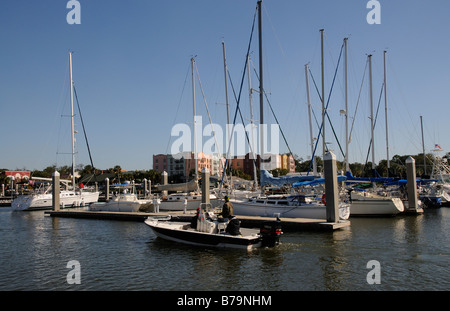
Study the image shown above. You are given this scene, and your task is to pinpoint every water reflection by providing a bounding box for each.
[1,207,450,290]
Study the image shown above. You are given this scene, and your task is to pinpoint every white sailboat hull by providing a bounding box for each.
[349,195,404,216]
[12,191,100,211]
[158,195,220,211]
[232,199,350,220]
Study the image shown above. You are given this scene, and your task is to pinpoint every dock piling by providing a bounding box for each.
[201,168,210,209]
[144,178,147,199]
[162,171,168,197]
[324,152,339,223]
[105,177,110,202]
[406,156,423,213]
[52,171,60,211]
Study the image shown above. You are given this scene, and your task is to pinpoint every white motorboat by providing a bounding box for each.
[89,193,152,212]
[145,209,282,250]
[231,194,350,220]
[418,183,450,208]
[89,182,152,212]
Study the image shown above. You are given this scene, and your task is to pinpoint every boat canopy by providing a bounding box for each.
[292,175,347,188]
[345,171,395,183]
[383,178,439,186]
[155,179,198,192]
[260,169,316,186]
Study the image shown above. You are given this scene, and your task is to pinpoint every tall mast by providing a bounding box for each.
[368,54,375,171]
[222,41,231,187]
[305,63,317,175]
[248,55,258,186]
[222,41,230,138]
[69,51,76,189]
[320,29,325,160]
[420,115,426,175]
[384,50,390,175]
[191,57,198,181]
[257,0,264,169]
[344,38,349,172]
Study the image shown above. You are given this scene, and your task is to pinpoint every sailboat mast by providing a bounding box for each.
[384,50,390,175]
[191,57,198,181]
[69,51,76,189]
[320,29,325,160]
[222,41,232,188]
[305,63,317,175]
[420,115,426,175]
[257,0,264,169]
[344,38,349,172]
[222,41,231,137]
[368,54,375,171]
[248,55,258,186]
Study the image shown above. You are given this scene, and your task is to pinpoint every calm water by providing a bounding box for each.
[0,206,449,291]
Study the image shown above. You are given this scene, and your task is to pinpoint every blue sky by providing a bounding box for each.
[1,0,449,171]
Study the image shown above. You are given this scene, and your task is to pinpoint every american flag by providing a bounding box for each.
[435,144,443,150]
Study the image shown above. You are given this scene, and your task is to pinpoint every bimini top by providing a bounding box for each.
[260,169,317,187]
[292,175,347,188]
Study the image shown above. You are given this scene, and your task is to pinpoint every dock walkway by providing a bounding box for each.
[45,210,350,232]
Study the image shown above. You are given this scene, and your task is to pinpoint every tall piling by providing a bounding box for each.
[162,171,168,197]
[201,168,210,210]
[406,156,423,213]
[143,178,147,199]
[52,171,60,211]
[148,179,152,198]
[324,152,339,223]
[105,178,110,202]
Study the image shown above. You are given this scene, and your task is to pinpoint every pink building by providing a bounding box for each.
[185,152,214,177]
[152,154,168,174]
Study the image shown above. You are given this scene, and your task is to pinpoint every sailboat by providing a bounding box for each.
[12,52,99,211]
[344,52,403,216]
[157,58,220,211]
[219,4,349,220]
[231,169,350,219]
[156,179,220,211]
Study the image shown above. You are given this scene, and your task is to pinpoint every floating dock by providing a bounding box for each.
[44,210,350,232]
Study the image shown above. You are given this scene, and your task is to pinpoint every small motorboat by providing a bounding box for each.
[145,208,282,250]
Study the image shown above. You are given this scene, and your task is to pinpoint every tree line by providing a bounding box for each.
[1,151,448,186]
[0,165,162,186]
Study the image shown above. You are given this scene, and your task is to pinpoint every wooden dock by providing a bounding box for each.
[44,210,350,232]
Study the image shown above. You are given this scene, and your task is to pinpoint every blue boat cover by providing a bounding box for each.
[292,175,347,188]
[260,169,316,186]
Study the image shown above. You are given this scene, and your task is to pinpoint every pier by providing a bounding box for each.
[45,163,350,232]
[45,210,350,232]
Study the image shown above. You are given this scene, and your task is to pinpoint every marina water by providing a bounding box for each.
[0,206,449,291]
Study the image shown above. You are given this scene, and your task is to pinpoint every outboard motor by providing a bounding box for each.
[260,219,283,247]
